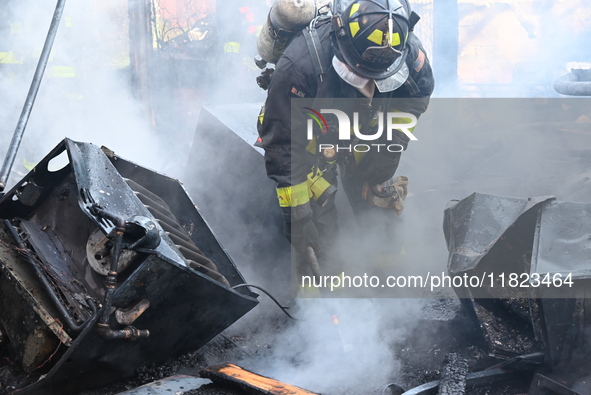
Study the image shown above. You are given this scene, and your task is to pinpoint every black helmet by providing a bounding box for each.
[334,0,410,80]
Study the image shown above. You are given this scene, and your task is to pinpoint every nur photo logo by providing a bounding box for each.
[304,107,417,153]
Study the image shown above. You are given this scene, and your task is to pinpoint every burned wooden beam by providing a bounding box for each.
[200,363,320,395]
[438,353,468,395]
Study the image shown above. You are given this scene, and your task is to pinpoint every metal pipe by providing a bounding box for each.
[99,227,124,327]
[4,220,95,332]
[554,69,591,96]
[90,207,150,340]
[96,324,150,340]
[96,227,150,340]
[0,0,68,192]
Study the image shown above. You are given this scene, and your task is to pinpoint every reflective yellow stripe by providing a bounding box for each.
[258,112,264,124]
[389,111,415,135]
[349,3,360,16]
[0,51,23,64]
[305,136,316,154]
[349,22,360,37]
[367,29,383,45]
[389,116,415,126]
[224,41,240,53]
[308,170,330,200]
[390,32,401,46]
[307,170,331,201]
[276,182,310,208]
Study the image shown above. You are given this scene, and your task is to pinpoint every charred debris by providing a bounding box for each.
[1,0,590,393]
[0,139,258,394]
[1,103,590,395]
[0,138,590,394]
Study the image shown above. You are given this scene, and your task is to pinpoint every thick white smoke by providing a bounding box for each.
[0,0,163,189]
[233,298,424,395]
[1,0,590,393]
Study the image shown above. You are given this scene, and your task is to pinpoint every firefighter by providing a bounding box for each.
[257,0,434,270]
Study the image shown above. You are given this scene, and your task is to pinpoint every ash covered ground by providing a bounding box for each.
[1,296,531,395]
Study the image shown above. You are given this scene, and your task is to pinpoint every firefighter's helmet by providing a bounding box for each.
[334,0,410,81]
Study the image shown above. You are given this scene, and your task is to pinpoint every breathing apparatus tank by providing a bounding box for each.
[257,0,317,64]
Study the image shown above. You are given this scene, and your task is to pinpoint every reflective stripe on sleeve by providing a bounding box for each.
[276,181,310,208]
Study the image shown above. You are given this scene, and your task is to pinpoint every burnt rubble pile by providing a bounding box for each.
[1,141,591,395]
[441,192,591,394]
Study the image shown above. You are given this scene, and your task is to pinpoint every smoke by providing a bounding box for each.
[190,1,589,393]
[0,0,275,185]
[1,0,589,392]
[0,0,167,189]
[231,298,424,395]
[221,1,590,392]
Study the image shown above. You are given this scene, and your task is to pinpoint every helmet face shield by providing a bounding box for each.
[374,61,408,92]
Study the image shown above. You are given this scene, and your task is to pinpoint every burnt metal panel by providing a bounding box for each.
[444,192,591,369]
[0,138,258,394]
[184,104,292,304]
[106,148,252,289]
[0,141,71,219]
[29,255,258,393]
[530,201,591,366]
[65,140,184,269]
[444,193,549,358]
[66,139,153,233]
[115,375,211,394]
[531,201,591,280]
[444,192,554,275]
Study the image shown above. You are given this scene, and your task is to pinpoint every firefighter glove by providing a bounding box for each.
[284,214,319,255]
[360,151,402,186]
